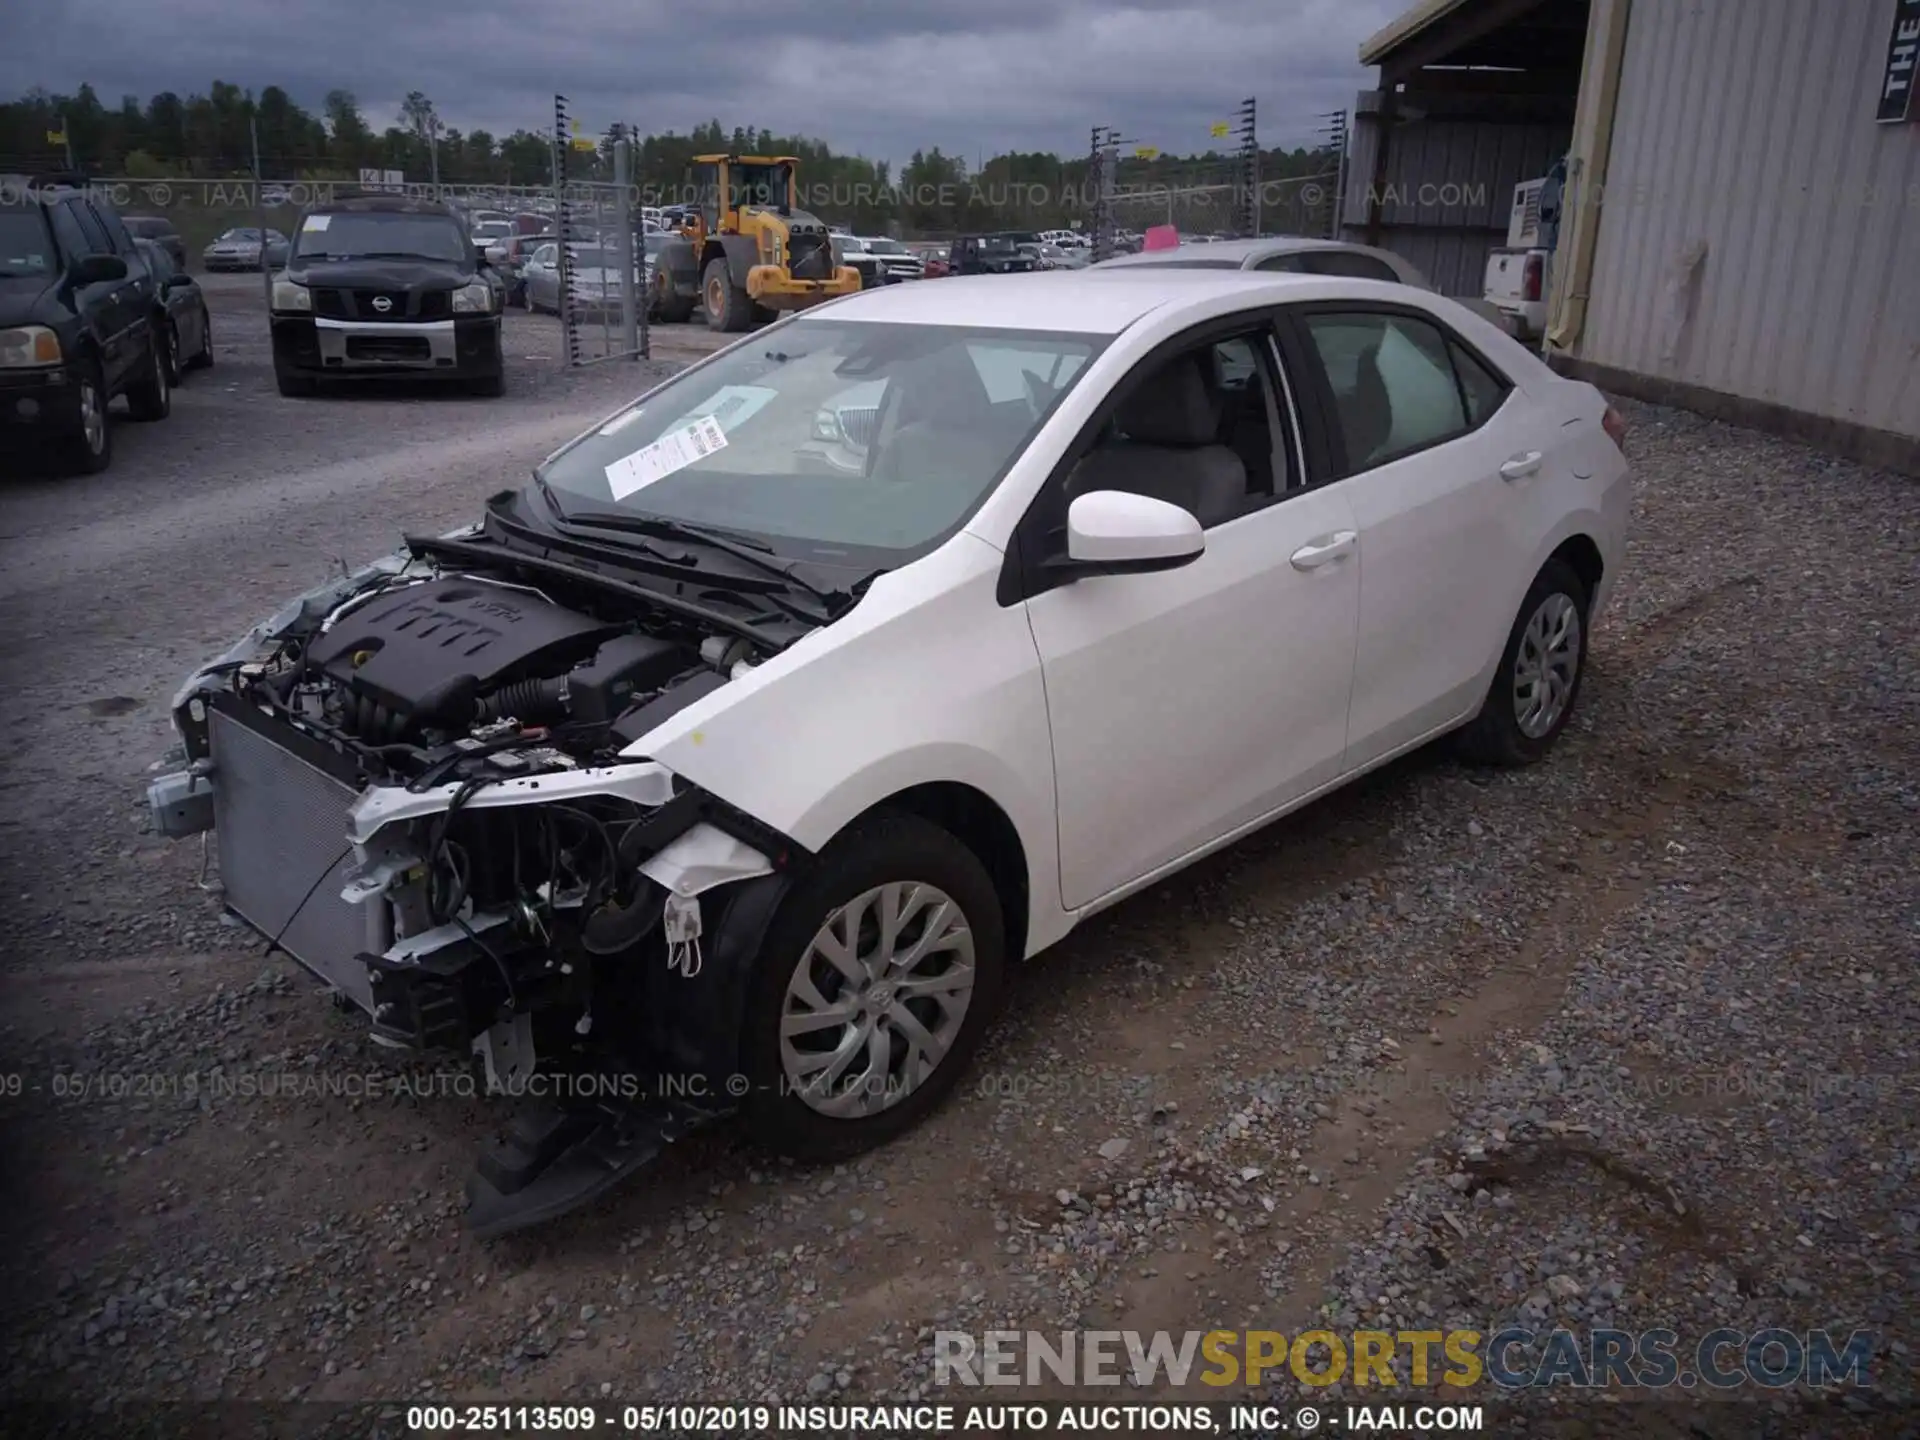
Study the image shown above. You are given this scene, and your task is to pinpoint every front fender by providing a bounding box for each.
[627,533,1064,950]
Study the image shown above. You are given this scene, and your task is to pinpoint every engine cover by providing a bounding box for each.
[308,579,620,728]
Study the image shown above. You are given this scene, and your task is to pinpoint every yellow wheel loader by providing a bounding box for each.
[652,155,861,331]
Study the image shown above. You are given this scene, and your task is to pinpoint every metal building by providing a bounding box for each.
[1352,0,1920,475]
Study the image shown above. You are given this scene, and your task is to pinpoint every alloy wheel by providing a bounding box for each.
[78,379,105,455]
[1513,592,1582,738]
[779,882,976,1119]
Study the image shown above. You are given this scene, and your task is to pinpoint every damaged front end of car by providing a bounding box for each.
[146,534,815,1237]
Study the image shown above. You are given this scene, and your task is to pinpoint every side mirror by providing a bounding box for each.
[71,254,128,285]
[166,273,193,291]
[473,243,491,264]
[1061,490,1205,575]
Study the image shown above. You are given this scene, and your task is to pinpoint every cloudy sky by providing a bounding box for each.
[4,0,1404,167]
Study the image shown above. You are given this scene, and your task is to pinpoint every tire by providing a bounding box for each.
[60,359,113,475]
[655,271,695,324]
[1455,557,1590,767]
[702,256,751,332]
[275,359,317,397]
[740,810,1006,1162]
[125,330,171,421]
[160,319,182,387]
[185,308,213,370]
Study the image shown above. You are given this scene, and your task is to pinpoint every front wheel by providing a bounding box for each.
[60,361,113,475]
[741,811,1006,1162]
[1455,557,1589,766]
[702,257,751,332]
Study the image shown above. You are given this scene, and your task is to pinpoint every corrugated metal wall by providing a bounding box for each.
[1340,94,1572,295]
[1573,0,1920,438]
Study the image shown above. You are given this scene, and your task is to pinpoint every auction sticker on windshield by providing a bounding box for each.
[605,415,728,499]
[302,214,330,232]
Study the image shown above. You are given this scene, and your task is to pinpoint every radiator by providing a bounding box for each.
[209,709,384,1012]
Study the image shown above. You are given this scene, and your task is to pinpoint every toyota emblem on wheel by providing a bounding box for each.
[371,295,393,313]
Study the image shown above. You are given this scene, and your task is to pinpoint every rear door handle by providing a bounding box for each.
[1290,530,1357,571]
[1500,451,1543,480]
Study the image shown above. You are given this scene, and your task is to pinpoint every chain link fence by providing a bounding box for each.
[555,176,646,367]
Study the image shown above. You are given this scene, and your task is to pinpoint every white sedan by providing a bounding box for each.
[148,268,1629,1234]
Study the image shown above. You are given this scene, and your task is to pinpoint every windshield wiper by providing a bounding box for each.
[557,508,846,601]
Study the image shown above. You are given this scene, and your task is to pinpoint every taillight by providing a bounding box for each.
[1603,404,1628,450]
[1522,253,1544,303]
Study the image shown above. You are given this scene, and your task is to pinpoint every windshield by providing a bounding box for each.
[216,229,262,242]
[539,319,1106,564]
[294,213,469,262]
[643,233,671,257]
[0,209,55,275]
[867,239,906,254]
[473,220,512,238]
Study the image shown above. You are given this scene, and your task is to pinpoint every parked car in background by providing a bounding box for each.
[202,227,289,272]
[949,233,1035,275]
[144,267,1628,1233]
[859,236,924,282]
[831,234,888,289]
[490,232,555,305]
[268,192,504,397]
[1,172,171,473]
[519,240,654,317]
[135,238,214,384]
[471,217,515,250]
[122,215,187,272]
[1096,235,1507,326]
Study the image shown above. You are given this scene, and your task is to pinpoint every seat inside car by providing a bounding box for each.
[1064,354,1248,527]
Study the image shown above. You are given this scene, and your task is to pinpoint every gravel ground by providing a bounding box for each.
[0,293,1914,1440]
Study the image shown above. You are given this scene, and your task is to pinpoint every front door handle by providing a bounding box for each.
[1290,530,1357,571]
[1500,451,1543,480]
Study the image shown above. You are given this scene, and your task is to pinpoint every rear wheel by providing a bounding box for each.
[1456,557,1589,766]
[125,330,171,421]
[741,811,1006,1162]
[185,307,214,370]
[160,319,182,387]
[702,257,751,332]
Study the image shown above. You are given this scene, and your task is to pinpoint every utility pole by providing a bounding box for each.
[1319,110,1350,239]
[251,109,272,310]
[429,111,441,197]
[613,125,637,359]
[1236,97,1258,237]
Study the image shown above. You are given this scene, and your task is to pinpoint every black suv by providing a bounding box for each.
[269,192,505,397]
[948,233,1036,276]
[0,172,171,473]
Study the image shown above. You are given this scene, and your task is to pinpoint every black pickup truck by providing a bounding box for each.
[0,172,171,474]
[947,232,1036,276]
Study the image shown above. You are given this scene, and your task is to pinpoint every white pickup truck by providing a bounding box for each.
[1483,175,1556,341]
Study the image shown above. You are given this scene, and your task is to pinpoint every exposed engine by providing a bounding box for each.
[264,570,758,764]
[150,551,810,1236]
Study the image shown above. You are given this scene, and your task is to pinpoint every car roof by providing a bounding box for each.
[1097,235,1406,269]
[307,193,462,218]
[802,267,1348,335]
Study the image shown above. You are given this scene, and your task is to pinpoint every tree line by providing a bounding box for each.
[1,82,1343,236]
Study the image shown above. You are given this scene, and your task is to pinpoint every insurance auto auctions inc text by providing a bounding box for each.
[934,1325,1874,1392]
